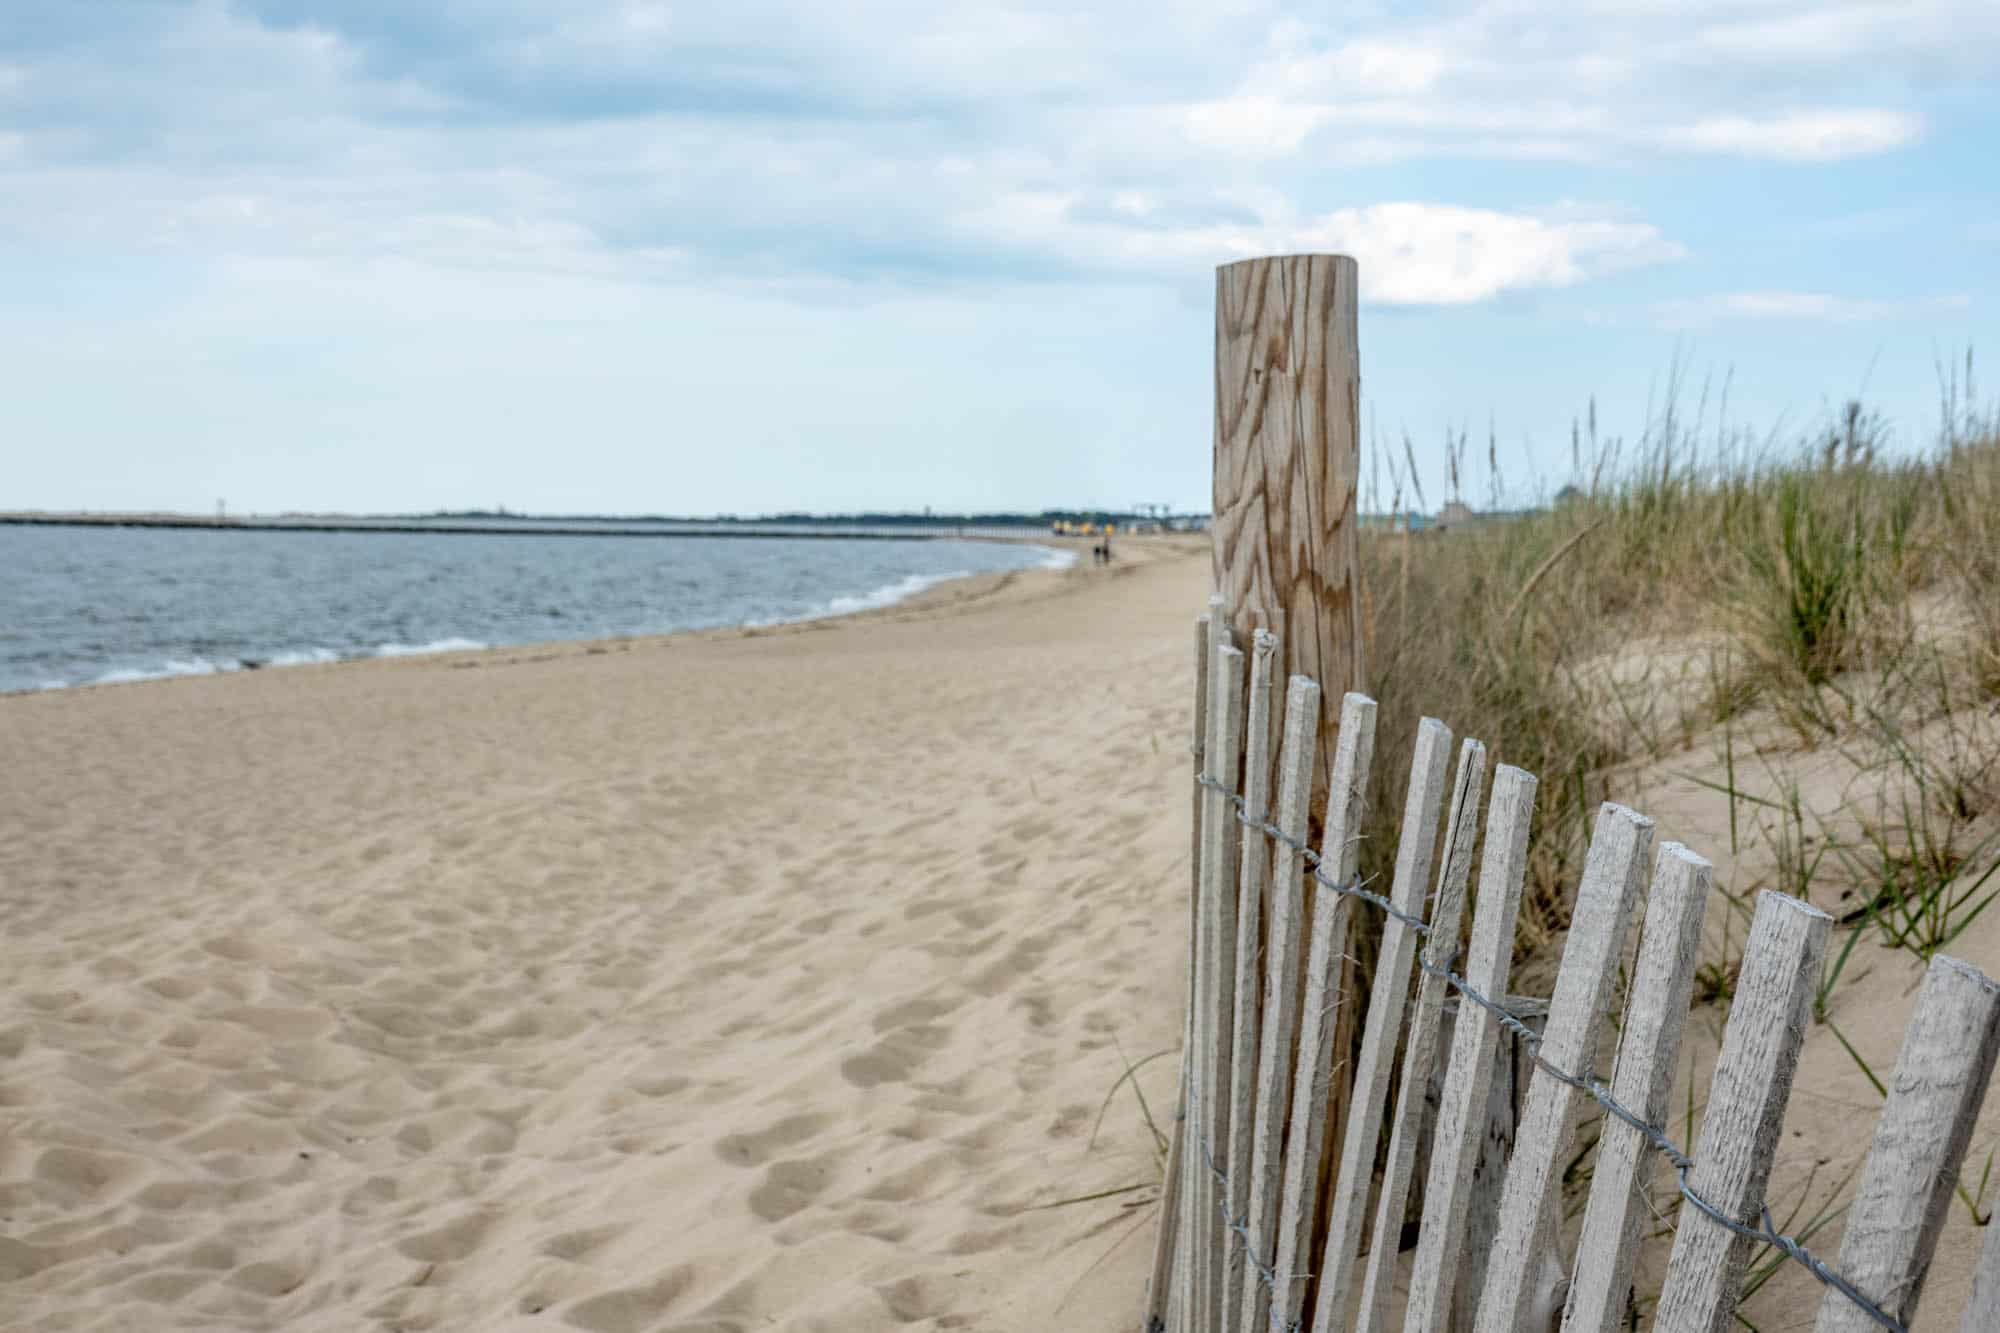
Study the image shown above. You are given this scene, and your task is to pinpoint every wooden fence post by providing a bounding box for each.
[1404,764,1539,1333]
[1653,891,1830,1333]
[1473,803,1654,1333]
[1233,675,1321,1333]
[1961,1197,2000,1332]
[1311,717,1454,1329]
[1561,843,1715,1333]
[1212,254,1366,816]
[1222,631,1282,1329]
[1269,693,1377,1332]
[1214,253,1368,1284]
[1813,954,2000,1332]
[1351,737,1486,1333]
[1195,640,1248,1333]
[1144,615,1215,1333]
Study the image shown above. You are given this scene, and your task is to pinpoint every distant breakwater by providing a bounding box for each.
[0,514,1050,542]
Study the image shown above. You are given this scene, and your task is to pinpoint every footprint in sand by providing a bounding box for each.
[747,1153,838,1222]
[540,1224,622,1262]
[868,994,958,1033]
[838,1024,949,1088]
[561,1265,697,1333]
[394,1207,494,1263]
[713,1111,834,1168]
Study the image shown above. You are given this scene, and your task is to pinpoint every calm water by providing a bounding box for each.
[0,525,1068,694]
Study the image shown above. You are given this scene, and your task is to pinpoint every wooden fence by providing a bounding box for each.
[1143,606,2000,1333]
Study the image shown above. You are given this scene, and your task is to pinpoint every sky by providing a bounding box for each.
[3,1,1996,516]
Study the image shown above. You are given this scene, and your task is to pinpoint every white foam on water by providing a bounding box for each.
[89,657,241,686]
[823,571,962,617]
[266,647,343,667]
[373,637,488,658]
[1036,545,1078,570]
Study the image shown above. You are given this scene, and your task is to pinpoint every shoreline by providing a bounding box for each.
[2,536,1128,699]
[0,512,1082,542]
[4,535,1187,699]
[3,527,1207,1331]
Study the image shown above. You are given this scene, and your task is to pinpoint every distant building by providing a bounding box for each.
[1437,500,1476,528]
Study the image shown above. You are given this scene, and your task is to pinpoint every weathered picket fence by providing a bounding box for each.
[1142,608,2000,1333]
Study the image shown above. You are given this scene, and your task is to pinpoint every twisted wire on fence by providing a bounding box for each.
[1185,770,1906,1333]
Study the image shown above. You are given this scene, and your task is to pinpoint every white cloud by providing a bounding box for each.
[1653,290,1971,328]
[0,0,1980,311]
[1183,95,1329,156]
[1660,110,1924,161]
[967,196,1682,304]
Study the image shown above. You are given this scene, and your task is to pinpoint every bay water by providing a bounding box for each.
[0,524,1067,694]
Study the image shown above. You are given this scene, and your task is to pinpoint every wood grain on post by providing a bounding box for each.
[1233,675,1321,1333]
[1404,764,1539,1333]
[1213,254,1366,824]
[1352,738,1486,1333]
[1222,631,1280,1330]
[1813,955,2000,1333]
[1560,844,1715,1333]
[1196,640,1248,1333]
[1473,803,1654,1333]
[1313,718,1456,1330]
[1214,257,1367,1306]
[1270,693,1377,1332]
[1654,891,1831,1333]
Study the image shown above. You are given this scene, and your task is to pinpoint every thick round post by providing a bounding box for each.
[1213,253,1366,818]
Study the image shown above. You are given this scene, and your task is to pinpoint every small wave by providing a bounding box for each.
[266,647,343,667]
[90,657,241,686]
[824,571,962,617]
[1036,545,1078,570]
[374,637,488,658]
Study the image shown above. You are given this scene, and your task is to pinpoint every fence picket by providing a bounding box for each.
[1472,803,1654,1333]
[1233,674,1322,1333]
[1352,738,1487,1333]
[1270,693,1379,1331]
[1312,718,1457,1330]
[1560,843,1715,1333]
[1147,614,1214,1333]
[1403,763,1539,1333]
[1812,955,2000,1332]
[1962,1195,2000,1332]
[1176,615,1228,1333]
[1197,640,1248,1333]
[1146,621,1949,1333]
[1653,891,1831,1333]
[1222,631,1281,1331]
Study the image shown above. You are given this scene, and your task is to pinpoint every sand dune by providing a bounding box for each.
[1,539,1203,1331]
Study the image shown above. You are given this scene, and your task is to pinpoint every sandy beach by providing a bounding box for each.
[2,538,1204,1331]
[9,524,2000,1332]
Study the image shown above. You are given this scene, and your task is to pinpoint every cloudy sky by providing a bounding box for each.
[5,1,1995,514]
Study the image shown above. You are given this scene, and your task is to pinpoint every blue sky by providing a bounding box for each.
[3,1,1994,515]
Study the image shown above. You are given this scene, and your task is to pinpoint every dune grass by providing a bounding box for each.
[1352,379,2000,958]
